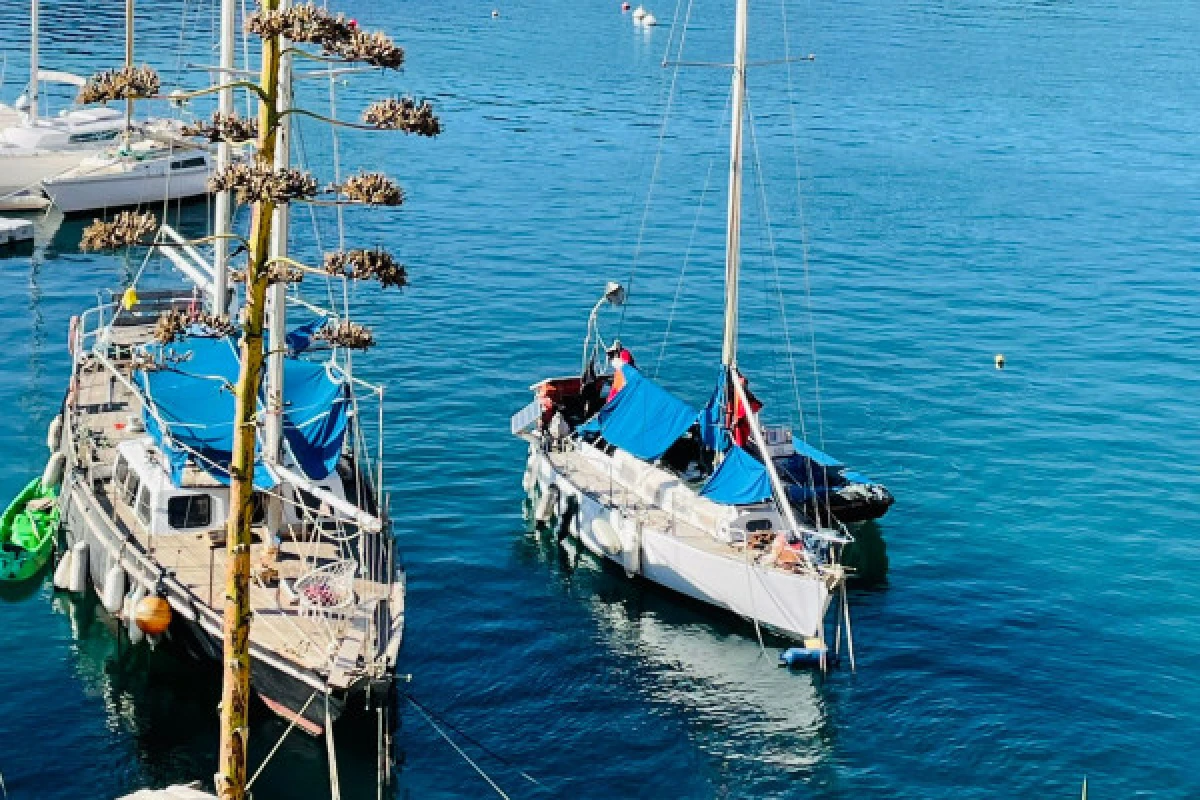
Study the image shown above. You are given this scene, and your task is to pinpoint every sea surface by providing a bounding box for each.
[1,0,1199,797]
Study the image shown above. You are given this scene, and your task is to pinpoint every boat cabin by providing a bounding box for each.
[111,438,348,539]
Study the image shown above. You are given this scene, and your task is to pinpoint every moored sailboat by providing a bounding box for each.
[513,0,880,654]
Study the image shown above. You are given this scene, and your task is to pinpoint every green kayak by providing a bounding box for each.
[0,478,60,582]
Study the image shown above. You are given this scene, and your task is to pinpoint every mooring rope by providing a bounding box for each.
[405,695,516,800]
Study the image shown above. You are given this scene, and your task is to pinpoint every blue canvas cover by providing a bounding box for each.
[699,445,772,505]
[698,369,730,452]
[136,335,350,489]
[579,366,698,461]
[285,317,328,355]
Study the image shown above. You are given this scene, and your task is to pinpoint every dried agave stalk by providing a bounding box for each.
[153,309,236,344]
[246,2,405,69]
[209,162,318,205]
[362,97,440,136]
[336,172,403,206]
[323,248,407,288]
[315,320,376,350]
[78,65,160,104]
[182,112,258,143]
[230,262,304,285]
[79,211,158,252]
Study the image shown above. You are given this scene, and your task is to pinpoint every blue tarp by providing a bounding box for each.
[700,445,772,505]
[579,366,698,461]
[698,369,730,452]
[285,317,328,355]
[136,335,350,489]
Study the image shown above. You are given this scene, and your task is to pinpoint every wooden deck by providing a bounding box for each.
[67,316,400,681]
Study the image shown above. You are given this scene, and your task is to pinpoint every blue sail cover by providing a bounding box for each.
[579,366,698,461]
[699,445,772,505]
[285,317,328,355]
[698,369,730,452]
[135,336,350,489]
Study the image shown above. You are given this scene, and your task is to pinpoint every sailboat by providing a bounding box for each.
[0,0,129,208]
[39,0,219,213]
[512,0,872,651]
[51,4,403,736]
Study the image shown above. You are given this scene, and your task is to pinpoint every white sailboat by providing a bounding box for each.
[39,0,219,213]
[0,0,129,207]
[512,0,857,655]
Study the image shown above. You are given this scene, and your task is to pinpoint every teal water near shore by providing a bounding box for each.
[2,0,1199,797]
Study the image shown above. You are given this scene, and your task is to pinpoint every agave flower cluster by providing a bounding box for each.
[246,2,405,69]
[362,97,441,136]
[80,211,158,252]
[78,66,160,105]
[182,112,258,143]
[323,248,406,288]
[210,162,318,205]
[336,172,403,206]
[315,320,376,350]
[230,262,305,285]
[153,309,235,344]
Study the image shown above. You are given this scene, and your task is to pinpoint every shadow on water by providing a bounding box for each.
[842,520,890,588]
[45,590,403,799]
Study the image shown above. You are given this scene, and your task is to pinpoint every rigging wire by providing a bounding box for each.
[406,695,515,800]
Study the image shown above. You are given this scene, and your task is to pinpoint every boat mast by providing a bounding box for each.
[124,0,134,135]
[28,0,38,125]
[721,0,750,368]
[211,0,235,313]
[263,0,291,529]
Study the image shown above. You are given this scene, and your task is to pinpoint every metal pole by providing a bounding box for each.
[721,0,750,368]
[212,0,236,314]
[124,0,134,134]
[28,0,38,125]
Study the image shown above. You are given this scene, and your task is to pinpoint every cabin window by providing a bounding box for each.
[135,486,152,526]
[168,494,212,529]
[251,493,266,524]
[122,472,141,507]
[171,156,207,170]
[745,518,773,533]
[68,130,119,144]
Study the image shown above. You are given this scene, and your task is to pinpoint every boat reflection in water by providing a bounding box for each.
[521,521,837,781]
[48,591,402,800]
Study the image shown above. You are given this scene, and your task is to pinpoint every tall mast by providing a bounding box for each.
[721,0,750,368]
[264,0,291,497]
[211,0,236,313]
[124,0,134,133]
[28,0,38,125]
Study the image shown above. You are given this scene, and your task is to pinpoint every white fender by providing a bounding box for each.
[47,415,62,451]
[66,540,89,593]
[592,518,622,556]
[522,457,537,493]
[41,451,66,490]
[102,559,126,615]
[534,484,559,524]
[53,548,74,590]
[127,585,148,644]
[623,516,642,578]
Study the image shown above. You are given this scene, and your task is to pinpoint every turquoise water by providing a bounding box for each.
[2,0,1200,797]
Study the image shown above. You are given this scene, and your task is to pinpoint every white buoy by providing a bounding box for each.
[591,518,622,556]
[41,451,66,490]
[102,559,126,615]
[127,585,148,644]
[534,484,559,525]
[53,547,74,590]
[632,5,647,22]
[66,540,89,593]
[47,415,62,451]
[642,12,657,25]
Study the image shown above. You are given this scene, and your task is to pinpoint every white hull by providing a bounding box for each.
[525,442,834,640]
[0,149,92,197]
[42,158,212,213]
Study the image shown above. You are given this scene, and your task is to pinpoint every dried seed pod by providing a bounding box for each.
[78,65,160,105]
[336,172,403,206]
[315,320,376,350]
[209,162,318,205]
[80,211,158,251]
[323,248,406,288]
[153,309,189,344]
[328,29,405,69]
[230,264,303,284]
[247,2,354,45]
[182,112,258,143]
[362,97,440,137]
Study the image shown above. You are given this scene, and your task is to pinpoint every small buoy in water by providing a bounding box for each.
[491,8,499,17]
[779,642,827,667]
[995,353,1005,369]
[642,12,657,25]
[121,286,139,311]
[135,594,172,636]
[621,1,630,10]
[632,5,647,22]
